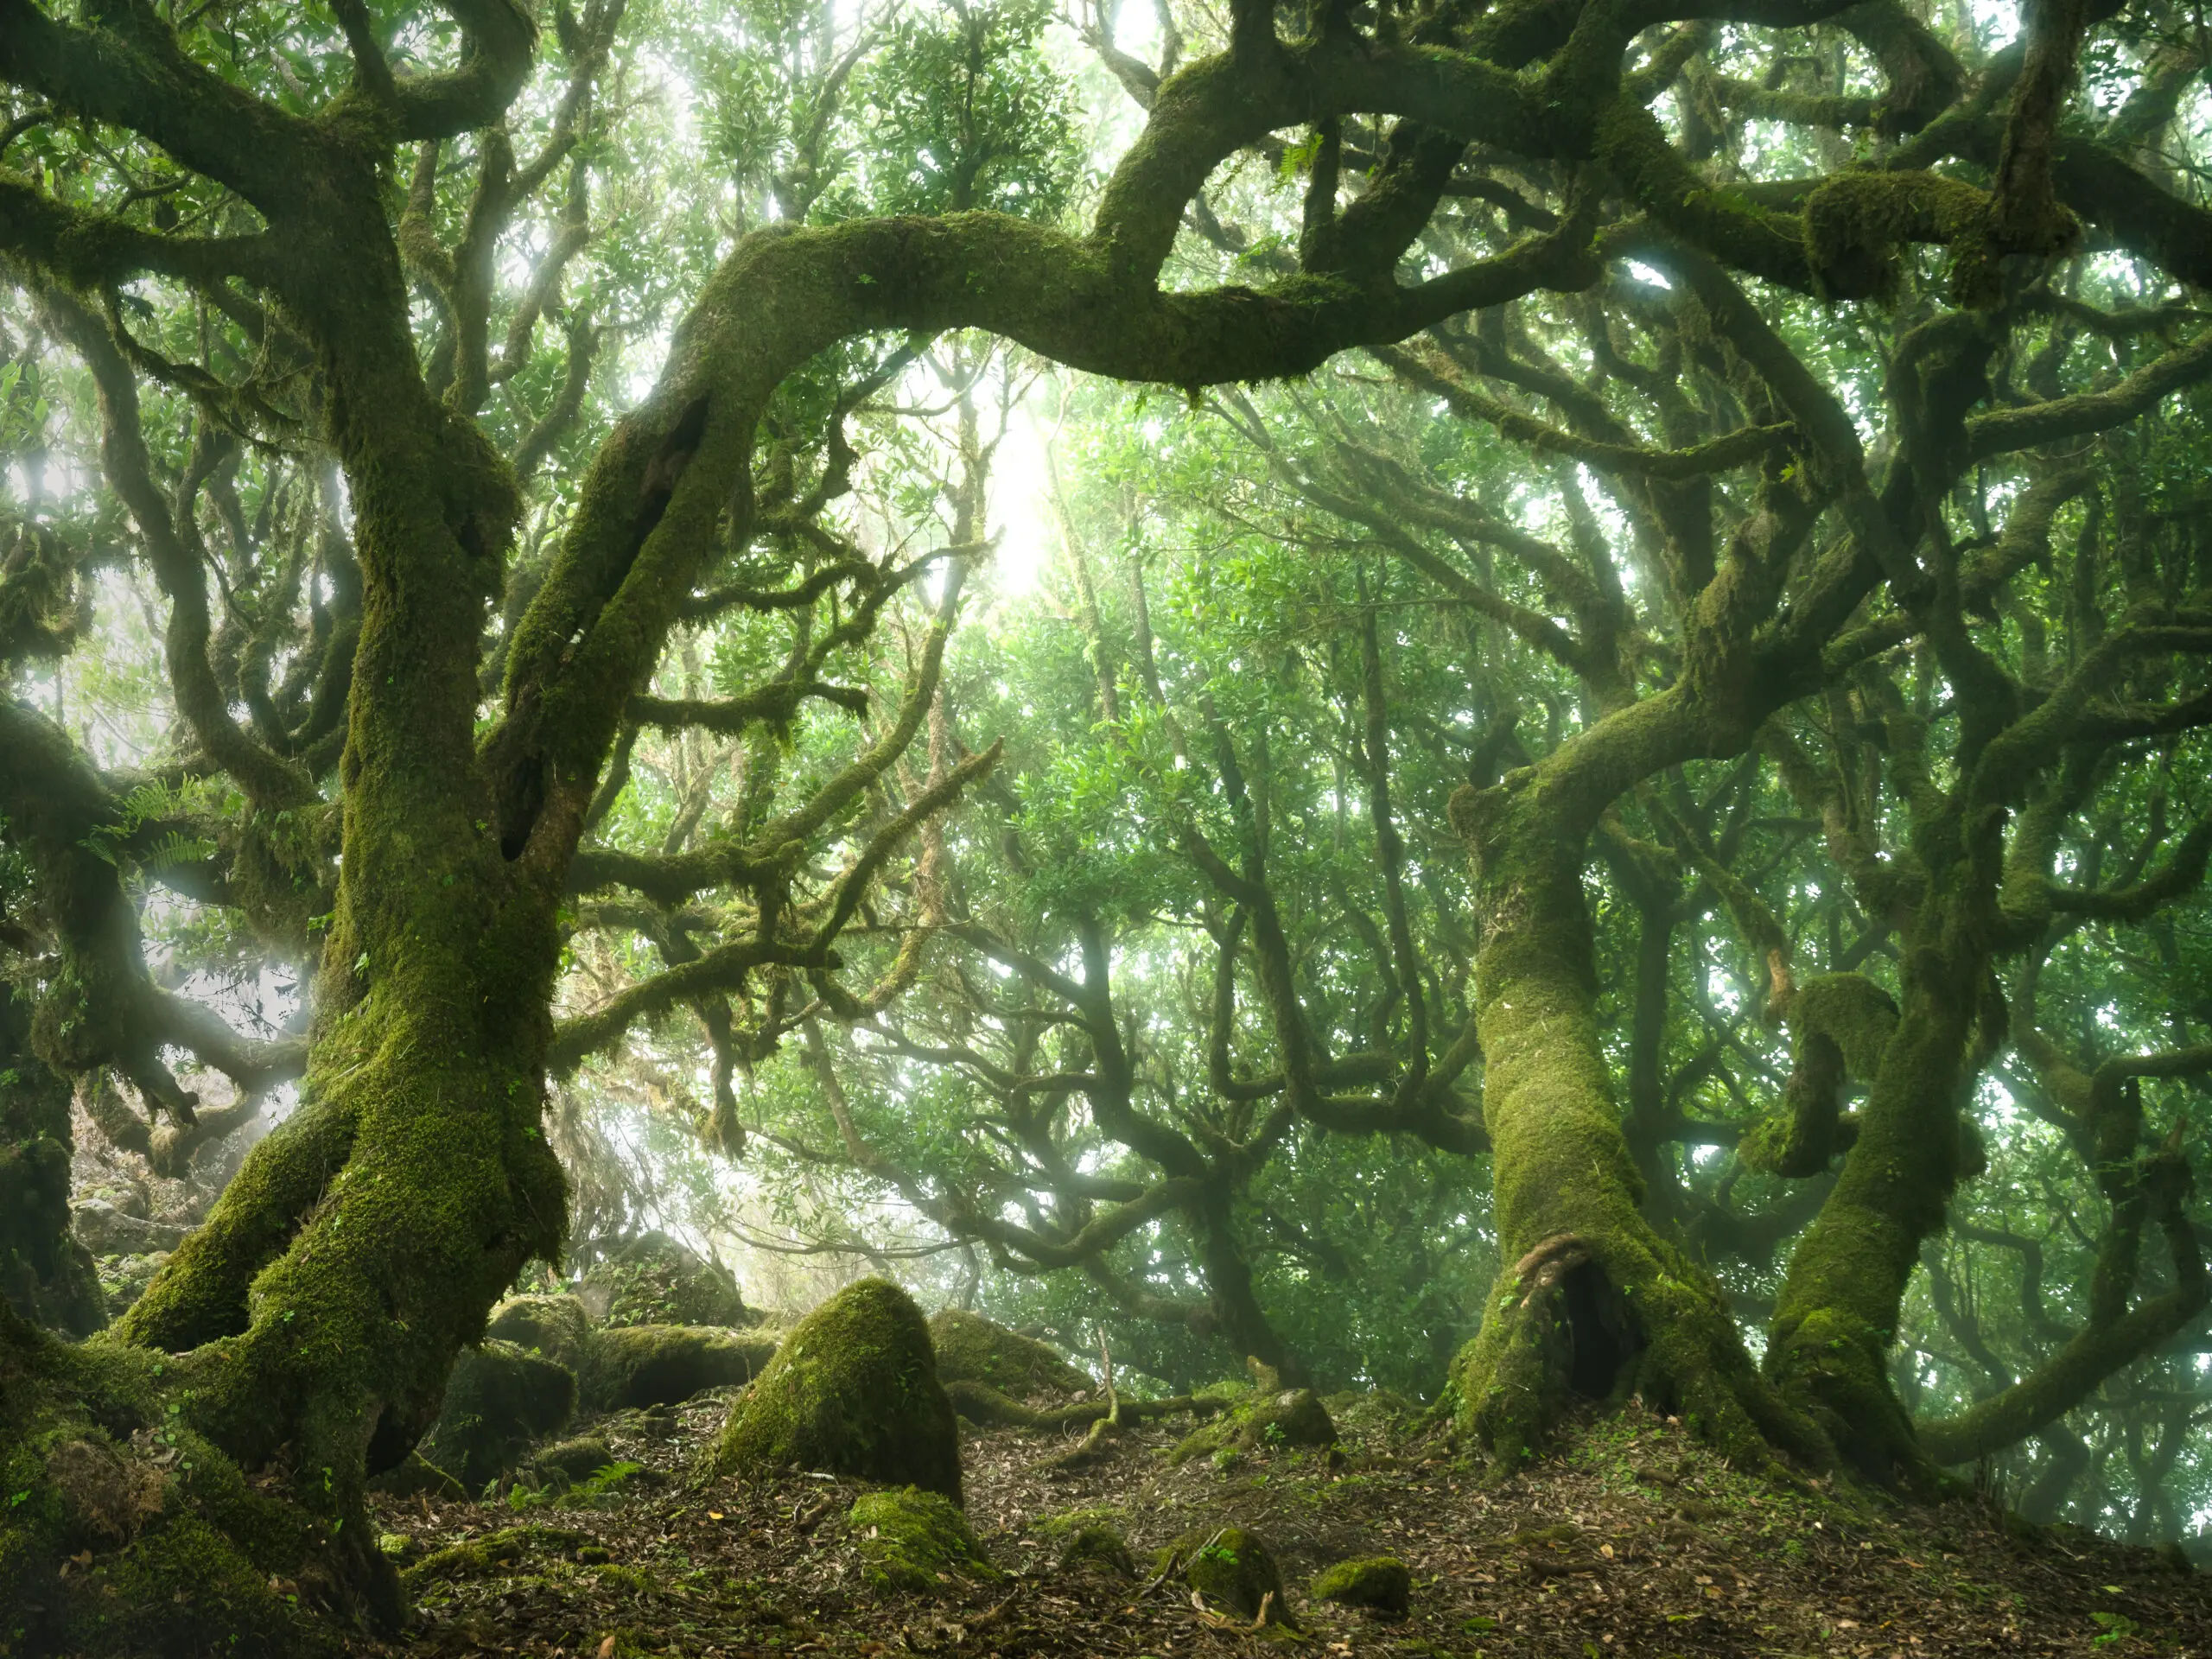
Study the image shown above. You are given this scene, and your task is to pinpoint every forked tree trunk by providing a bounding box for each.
[1445,778,1832,1472]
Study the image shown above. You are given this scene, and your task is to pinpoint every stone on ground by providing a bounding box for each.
[1311,1554,1412,1613]
[580,1324,778,1413]
[578,1231,751,1329]
[847,1487,1001,1595]
[710,1277,962,1500]
[418,1338,575,1492]
[1160,1524,1288,1624]
[927,1307,1087,1397]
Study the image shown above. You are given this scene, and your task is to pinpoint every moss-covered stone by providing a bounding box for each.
[1170,1384,1338,1464]
[580,1322,777,1412]
[710,1278,963,1500]
[419,1339,576,1493]
[1311,1554,1411,1614]
[579,1231,751,1329]
[1055,1522,1135,1576]
[1158,1525,1288,1624]
[528,1434,616,1486]
[486,1291,595,1368]
[847,1486,1001,1595]
[927,1308,1087,1398]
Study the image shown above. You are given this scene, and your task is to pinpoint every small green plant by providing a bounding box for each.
[508,1461,645,1511]
[2091,1611,2140,1647]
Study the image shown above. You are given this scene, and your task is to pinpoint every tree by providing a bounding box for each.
[8,0,2212,1643]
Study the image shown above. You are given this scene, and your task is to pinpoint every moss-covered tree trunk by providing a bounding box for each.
[4,137,571,1641]
[0,983,105,1337]
[1763,887,1980,1485]
[1446,773,1830,1472]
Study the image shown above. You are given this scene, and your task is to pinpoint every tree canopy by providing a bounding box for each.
[7,0,2212,1643]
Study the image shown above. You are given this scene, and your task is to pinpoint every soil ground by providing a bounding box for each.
[362,1393,2212,1659]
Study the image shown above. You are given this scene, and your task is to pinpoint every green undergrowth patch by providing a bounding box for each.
[507,1459,647,1511]
[401,1524,597,1589]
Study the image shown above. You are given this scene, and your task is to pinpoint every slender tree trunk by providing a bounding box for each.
[1188,1184,1309,1388]
[1765,885,1980,1485]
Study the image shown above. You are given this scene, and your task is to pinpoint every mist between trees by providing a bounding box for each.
[6,0,2212,1642]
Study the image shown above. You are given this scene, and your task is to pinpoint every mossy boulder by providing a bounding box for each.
[710,1277,963,1500]
[528,1435,616,1487]
[419,1339,576,1493]
[486,1292,595,1368]
[579,1231,751,1329]
[1159,1525,1289,1624]
[927,1308,1087,1398]
[580,1323,778,1412]
[1171,1385,1338,1465]
[1055,1522,1135,1576]
[848,1486,1001,1595]
[1244,1387,1337,1448]
[1311,1554,1411,1614]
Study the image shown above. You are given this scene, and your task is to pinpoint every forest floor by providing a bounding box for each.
[362,1393,2212,1659]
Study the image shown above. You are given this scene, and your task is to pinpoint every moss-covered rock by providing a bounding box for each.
[927,1308,1087,1397]
[710,1278,963,1500]
[847,1486,1001,1595]
[579,1231,751,1329]
[401,1524,596,1588]
[1311,1554,1411,1614]
[528,1434,616,1487]
[580,1323,778,1412]
[486,1291,595,1368]
[1158,1525,1288,1624]
[1055,1522,1135,1576]
[419,1339,576,1493]
[1170,1384,1338,1465]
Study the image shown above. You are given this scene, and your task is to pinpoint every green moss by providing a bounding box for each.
[1311,1554,1411,1614]
[400,1524,595,1588]
[1053,1522,1135,1576]
[580,1232,751,1329]
[1158,1525,1289,1625]
[486,1292,595,1368]
[418,1338,576,1492]
[1801,169,1997,302]
[64,1515,339,1658]
[710,1278,962,1500]
[580,1322,775,1412]
[529,1434,616,1486]
[1172,1384,1338,1464]
[847,1486,1001,1595]
[1036,1503,1126,1540]
[0,987,105,1338]
[927,1308,1087,1397]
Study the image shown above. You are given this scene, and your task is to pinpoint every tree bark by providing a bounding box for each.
[1445,776,1830,1471]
